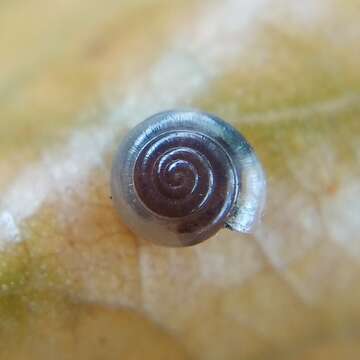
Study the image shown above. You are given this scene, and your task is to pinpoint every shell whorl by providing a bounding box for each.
[111,111,266,247]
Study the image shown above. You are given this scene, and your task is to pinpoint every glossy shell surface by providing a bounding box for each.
[111,110,266,246]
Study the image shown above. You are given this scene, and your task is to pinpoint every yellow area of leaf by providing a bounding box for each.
[0,0,198,190]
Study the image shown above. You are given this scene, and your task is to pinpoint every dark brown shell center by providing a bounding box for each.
[133,131,238,232]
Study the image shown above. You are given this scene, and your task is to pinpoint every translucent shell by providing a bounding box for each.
[111,110,266,247]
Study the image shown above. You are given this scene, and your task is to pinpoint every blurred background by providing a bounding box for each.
[0,0,359,359]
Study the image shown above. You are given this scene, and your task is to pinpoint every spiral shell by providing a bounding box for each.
[111,110,266,247]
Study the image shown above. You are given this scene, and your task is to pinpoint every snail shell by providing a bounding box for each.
[111,110,266,247]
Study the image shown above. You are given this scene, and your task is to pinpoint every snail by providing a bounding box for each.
[111,110,266,247]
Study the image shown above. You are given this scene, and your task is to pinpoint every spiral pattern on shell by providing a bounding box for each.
[111,110,266,247]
